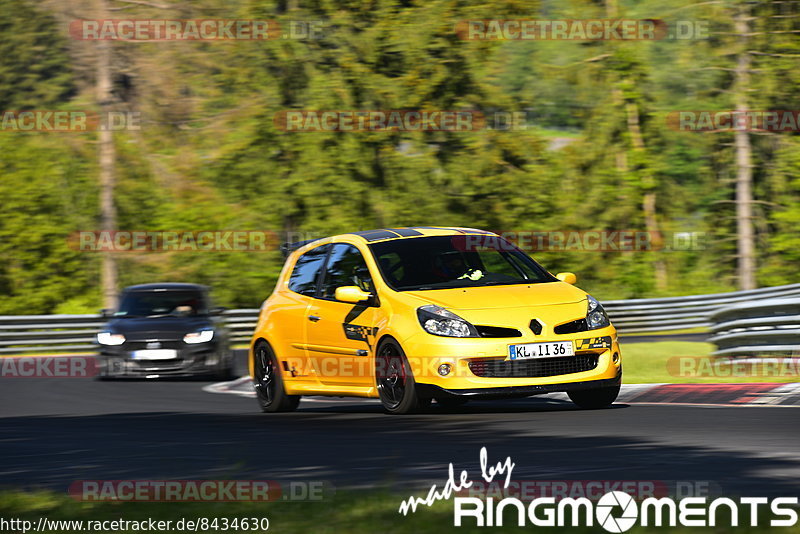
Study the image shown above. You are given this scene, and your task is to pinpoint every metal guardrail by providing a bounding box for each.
[1,283,799,355]
[0,309,259,354]
[707,297,800,356]
[603,283,800,333]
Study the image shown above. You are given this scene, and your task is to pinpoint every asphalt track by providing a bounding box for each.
[0,350,798,500]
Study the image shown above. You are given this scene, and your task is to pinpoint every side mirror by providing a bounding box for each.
[335,286,372,304]
[556,272,577,285]
[100,308,113,318]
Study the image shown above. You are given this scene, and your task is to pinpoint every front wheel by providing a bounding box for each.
[375,339,429,414]
[568,385,620,409]
[253,341,300,413]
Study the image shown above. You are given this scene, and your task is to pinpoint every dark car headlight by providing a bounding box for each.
[586,296,611,330]
[184,329,215,344]
[417,305,479,338]
[97,332,125,346]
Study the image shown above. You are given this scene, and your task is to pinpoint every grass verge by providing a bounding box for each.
[620,341,799,384]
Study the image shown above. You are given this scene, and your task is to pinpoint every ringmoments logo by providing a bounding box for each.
[398,448,799,531]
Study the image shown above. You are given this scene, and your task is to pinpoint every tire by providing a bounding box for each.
[94,357,115,380]
[568,385,620,409]
[375,338,428,414]
[214,354,237,381]
[435,396,469,408]
[252,341,300,413]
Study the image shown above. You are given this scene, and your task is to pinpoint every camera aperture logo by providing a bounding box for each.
[398,448,799,530]
[596,491,638,532]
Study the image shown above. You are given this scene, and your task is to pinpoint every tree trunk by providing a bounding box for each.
[734,9,756,290]
[97,0,118,309]
[626,101,667,291]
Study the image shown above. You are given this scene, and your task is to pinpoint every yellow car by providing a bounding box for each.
[249,227,621,414]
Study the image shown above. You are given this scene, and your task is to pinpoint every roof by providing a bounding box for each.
[280,227,496,258]
[123,283,208,292]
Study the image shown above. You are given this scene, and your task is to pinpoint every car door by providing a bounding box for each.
[305,243,377,387]
[275,243,330,382]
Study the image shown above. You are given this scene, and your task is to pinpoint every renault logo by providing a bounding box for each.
[146,341,162,349]
[529,319,542,335]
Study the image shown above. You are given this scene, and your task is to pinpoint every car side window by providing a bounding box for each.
[320,244,374,300]
[287,245,330,297]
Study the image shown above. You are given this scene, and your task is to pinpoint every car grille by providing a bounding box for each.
[468,354,599,378]
[475,325,522,338]
[554,318,588,335]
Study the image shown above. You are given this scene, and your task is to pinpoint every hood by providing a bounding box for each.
[404,281,587,311]
[106,316,212,341]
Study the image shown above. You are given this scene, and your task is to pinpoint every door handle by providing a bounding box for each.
[308,315,321,322]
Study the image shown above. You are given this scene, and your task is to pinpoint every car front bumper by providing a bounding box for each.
[416,372,622,399]
[97,342,222,378]
[400,325,622,396]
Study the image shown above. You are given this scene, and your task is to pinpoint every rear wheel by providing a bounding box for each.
[253,341,300,413]
[568,385,620,409]
[375,338,428,414]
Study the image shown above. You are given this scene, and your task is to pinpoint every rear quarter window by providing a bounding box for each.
[287,245,330,297]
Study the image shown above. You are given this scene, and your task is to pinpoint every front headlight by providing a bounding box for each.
[184,329,215,344]
[586,295,610,330]
[417,305,479,338]
[97,332,125,346]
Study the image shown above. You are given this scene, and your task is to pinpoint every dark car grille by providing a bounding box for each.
[468,354,599,378]
[475,325,522,338]
[124,340,184,351]
[554,319,588,335]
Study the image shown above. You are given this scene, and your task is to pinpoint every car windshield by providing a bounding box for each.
[369,235,557,291]
[114,290,208,317]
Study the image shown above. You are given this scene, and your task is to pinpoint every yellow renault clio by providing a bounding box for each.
[249,227,621,414]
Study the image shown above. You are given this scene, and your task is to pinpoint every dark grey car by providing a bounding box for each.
[95,283,234,379]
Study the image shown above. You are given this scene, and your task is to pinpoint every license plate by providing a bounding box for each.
[508,341,574,360]
[132,349,178,360]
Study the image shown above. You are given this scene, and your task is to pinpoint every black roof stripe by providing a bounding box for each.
[349,229,401,242]
[384,228,423,237]
[349,227,492,242]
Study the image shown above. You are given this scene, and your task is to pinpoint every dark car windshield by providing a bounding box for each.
[114,290,208,317]
[369,235,557,291]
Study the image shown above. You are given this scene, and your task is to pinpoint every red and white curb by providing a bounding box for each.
[203,376,254,398]
[204,378,800,407]
[615,382,800,407]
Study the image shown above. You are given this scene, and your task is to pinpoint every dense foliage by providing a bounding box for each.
[0,0,798,313]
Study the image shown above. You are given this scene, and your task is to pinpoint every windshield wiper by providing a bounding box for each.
[482,280,544,286]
